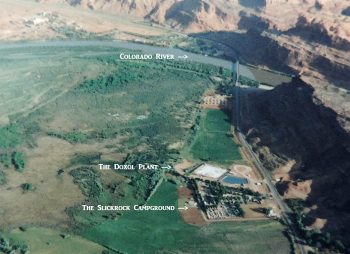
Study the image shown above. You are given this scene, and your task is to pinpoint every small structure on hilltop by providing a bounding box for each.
[202,95,232,109]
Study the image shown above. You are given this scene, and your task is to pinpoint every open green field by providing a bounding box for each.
[0,45,289,254]
[0,46,120,125]
[0,45,227,237]
[0,45,225,175]
[16,56,216,166]
[190,109,242,164]
[0,45,215,228]
[83,181,290,254]
[4,227,106,254]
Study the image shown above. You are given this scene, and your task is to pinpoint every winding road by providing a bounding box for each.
[232,60,306,254]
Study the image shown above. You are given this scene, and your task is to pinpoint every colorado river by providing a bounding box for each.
[0,40,256,79]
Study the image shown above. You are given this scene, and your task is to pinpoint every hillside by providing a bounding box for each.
[34,0,350,42]
[241,77,350,248]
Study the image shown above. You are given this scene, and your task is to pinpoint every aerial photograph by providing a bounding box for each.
[0,0,349,253]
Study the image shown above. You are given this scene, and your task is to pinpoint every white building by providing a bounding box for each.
[192,163,227,179]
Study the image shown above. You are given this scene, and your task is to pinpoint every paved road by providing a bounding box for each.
[232,61,305,254]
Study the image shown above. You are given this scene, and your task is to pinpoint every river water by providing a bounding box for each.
[0,40,256,80]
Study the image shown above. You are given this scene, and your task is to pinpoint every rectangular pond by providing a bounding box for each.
[222,175,248,185]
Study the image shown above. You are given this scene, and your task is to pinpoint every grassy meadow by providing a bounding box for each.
[83,181,290,254]
[0,46,119,125]
[190,109,242,165]
[19,58,215,167]
[0,45,290,254]
[4,227,106,254]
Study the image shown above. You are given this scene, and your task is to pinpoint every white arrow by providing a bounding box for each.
[178,55,188,59]
[178,206,189,210]
[161,165,172,170]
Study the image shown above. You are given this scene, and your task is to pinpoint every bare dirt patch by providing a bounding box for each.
[179,208,207,226]
[284,180,312,200]
[100,170,126,187]
[178,186,207,226]
[178,186,192,199]
[0,0,171,41]
[241,204,268,219]
[230,164,252,179]
[168,141,184,150]
[229,163,268,194]
[309,218,327,230]
[174,159,194,175]
[273,160,296,181]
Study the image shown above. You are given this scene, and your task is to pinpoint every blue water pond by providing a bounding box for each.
[222,175,248,185]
